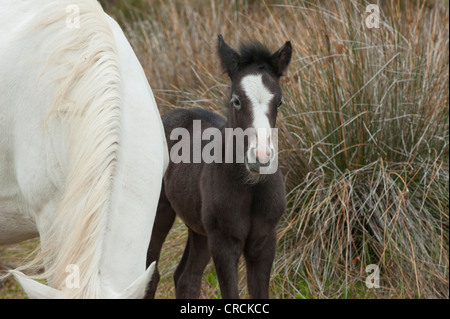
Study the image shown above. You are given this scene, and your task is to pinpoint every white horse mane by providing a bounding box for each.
[15,0,122,298]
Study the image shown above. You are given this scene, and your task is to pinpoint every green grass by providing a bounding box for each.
[0,239,39,299]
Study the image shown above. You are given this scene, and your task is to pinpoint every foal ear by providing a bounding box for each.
[217,34,241,79]
[271,41,292,77]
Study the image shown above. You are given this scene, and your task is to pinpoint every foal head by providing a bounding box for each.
[217,35,292,176]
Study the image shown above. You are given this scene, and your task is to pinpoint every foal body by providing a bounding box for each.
[146,36,291,299]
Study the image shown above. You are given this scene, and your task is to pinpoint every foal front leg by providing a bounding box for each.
[244,230,277,299]
[208,231,244,299]
[175,229,210,299]
[202,180,251,299]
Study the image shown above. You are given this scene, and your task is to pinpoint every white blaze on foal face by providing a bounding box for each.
[240,74,276,167]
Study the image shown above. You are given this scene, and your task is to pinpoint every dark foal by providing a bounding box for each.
[145,35,292,299]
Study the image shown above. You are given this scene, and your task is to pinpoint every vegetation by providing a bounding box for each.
[1,0,448,298]
[109,0,448,299]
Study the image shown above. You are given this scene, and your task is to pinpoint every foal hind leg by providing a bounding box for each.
[173,230,190,289]
[175,229,210,299]
[144,184,176,299]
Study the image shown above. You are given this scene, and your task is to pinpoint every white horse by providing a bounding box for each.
[0,0,168,298]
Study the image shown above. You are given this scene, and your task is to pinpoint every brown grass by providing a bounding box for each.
[114,0,449,299]
[111,0,448,299]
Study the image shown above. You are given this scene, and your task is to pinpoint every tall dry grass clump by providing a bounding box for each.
[103,0,449,298]
[272,2,449,298]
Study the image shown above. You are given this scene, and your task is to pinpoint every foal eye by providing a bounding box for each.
[277,98,283,109]
[231,95,241,110]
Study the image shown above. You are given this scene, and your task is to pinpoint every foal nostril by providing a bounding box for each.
[255,147,271,166]
[269,147,275,161]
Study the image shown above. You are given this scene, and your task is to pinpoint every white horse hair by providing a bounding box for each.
[0,0,168,298]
